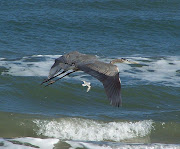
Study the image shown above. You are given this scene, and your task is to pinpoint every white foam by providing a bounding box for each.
[117,56,180,87]
[0,55,179,87]
[1,138,179,149]
[0,55,61,77]
[66,141,180,149]
[33,118,153,142]
[0,137,59,149]
[0,58,6,60]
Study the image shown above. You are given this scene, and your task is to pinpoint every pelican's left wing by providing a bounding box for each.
[77,61,122,107]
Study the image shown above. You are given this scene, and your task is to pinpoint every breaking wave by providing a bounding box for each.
[0,55,179,87]
[33,118,153,142]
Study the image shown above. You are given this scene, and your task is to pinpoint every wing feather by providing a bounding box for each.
[77,61,122,107]
[103,74,122,107]
[48,51,97,79]
[48,57,65,79]
[48,62,61,79]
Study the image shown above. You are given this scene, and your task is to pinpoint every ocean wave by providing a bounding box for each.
[0,111,180,148]
[0,55,179,87]
[66,141,180,149]
[33,118,153,142]
[118,56,180,87]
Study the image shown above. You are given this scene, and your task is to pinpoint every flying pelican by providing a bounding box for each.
[41,51,137,107]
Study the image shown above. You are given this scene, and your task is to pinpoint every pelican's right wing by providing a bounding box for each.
[77,61,122,107]
[48,56,66,79]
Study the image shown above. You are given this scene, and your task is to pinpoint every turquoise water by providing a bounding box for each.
[0,0,180,149]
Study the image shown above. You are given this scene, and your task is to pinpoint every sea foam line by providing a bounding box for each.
[0,55,180,87]
[66,141,180,149]
[0,137,59,149]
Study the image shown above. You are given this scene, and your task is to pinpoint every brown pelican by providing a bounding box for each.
[41,51,137,107]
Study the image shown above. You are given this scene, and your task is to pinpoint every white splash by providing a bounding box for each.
[33,118,153,142]
[82,80,91,92]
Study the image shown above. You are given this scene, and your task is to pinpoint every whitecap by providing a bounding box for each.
[117,56,180,87]
[33,118,153,142]
[0,55,60,77]
[0,58,6,61]
[0,55,179,87]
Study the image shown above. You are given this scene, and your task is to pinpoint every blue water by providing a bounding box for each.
[0,0,180,149]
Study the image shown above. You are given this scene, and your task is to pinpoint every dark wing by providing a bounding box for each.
[48,59,62,79]
[48,51,97,79]
[77,61,122,107]
[48,55,67,79]
[48,51,81,78]
[64,51,98,64]
[102,73,121,107]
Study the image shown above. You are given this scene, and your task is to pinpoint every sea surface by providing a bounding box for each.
[0,0,180,149]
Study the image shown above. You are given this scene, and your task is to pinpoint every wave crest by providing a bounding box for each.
[33,118,153,141]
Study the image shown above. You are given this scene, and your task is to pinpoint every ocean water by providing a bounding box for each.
[0,0,180,149]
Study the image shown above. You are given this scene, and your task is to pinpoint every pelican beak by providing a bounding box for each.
[129,61,139,64]
[122,58,139,64]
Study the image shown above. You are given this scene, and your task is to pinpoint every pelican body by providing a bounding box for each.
[42,51,130,107]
